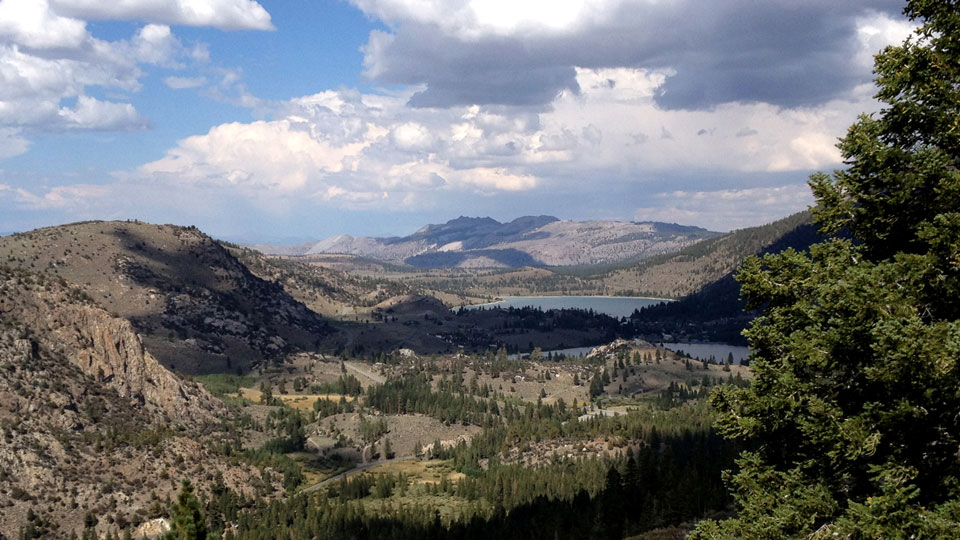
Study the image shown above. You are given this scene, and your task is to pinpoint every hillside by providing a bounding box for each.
[599,210,815,298]
[0,266,271,538]
[631,214,823,345]
[0,221,332,374]
[248,216,720,268]
[224,245,415,317]
[363,211,816,300]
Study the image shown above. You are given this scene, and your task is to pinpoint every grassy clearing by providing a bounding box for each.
[288,452,356,487]
[235,387,355,408]
[193,373,257,397]
[366,459,465,485]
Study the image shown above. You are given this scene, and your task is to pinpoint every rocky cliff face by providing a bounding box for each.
[0,266,265,538]
[53,305,222,421]
[0,266,221,424]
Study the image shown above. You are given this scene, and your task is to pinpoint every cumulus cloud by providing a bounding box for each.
[132,23,183,66]
[58,95,145,131]
[51,0,274,31]
[125,60,866,214]
[0,0,919,232]
[351,0,909,110]
[0,0,273,136]
[138,118,378,192]
[6,183,111,210]
[129,85,553,207]
[635,184,816,231]
[0,0,87,49]
[0,40,142,129]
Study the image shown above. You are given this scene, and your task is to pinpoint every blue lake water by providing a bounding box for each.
[464,295,670,319]
[662,342,752,364]
[520,342,752,364]
[465,296,752,364]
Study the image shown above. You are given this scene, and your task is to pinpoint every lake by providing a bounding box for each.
[520,341,752,364]
[661,342,752,365]
[464,295,670,319]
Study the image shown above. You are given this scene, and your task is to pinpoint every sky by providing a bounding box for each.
[0,0,916,242]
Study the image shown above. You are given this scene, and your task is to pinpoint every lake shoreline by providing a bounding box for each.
[461,295,675,320]
[462,294,676,309]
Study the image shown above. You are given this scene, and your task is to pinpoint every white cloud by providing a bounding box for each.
[51,0,274,31]
[124,66,858,213]
[0,0,917,233]
[0,128,28,158]
[130,87,552,208]
[0,0,273,138]
[635,184,816,231]
[351,0,590,39]
[132,23,182,66]
[351,0,909,109]
[10,183,110,210]
[456,167,536,191]
[138,119,378,192]
[0,41,145,130]
[163,75,206,89]
[0,0,88,49]
[533,67,864,175]
[58,95,144,130]
[855,10,916,72]
[390,122,434,151]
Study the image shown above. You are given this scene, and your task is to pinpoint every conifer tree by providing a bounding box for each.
[694,2,960,536]
[166,479,208,540]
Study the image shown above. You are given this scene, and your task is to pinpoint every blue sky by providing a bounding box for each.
[0,0,915,242]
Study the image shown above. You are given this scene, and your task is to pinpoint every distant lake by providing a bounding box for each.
[520,341,752,364]
[509,345,597,361]
[464,295,670,319]
[662,342,752,365]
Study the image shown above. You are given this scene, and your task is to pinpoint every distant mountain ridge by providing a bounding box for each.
[246,215,720,268]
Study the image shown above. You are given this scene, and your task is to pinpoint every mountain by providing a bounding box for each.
[223,244,415,317]
[0,221,332,374]
[248,215,720,268]
[630,211,823,345]
[0,265,270,538]
[599,211,816,298]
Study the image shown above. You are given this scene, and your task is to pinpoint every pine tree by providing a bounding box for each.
[259,381,272,405]
[166,479,208,540]
[694,3,960,537]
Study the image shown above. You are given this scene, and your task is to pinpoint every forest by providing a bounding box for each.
[8,2,959,539]
[174,3,960,538]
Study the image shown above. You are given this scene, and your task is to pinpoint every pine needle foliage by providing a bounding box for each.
[693,2,960,537]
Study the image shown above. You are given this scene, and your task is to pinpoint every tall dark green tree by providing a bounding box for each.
[694,2,960,537]
[166,479,208,540]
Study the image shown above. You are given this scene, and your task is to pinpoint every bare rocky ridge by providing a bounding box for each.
[484,219,713,266]
[248,216,719,268]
